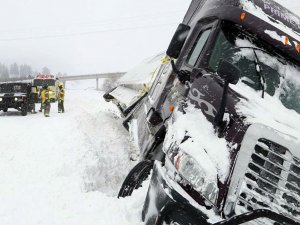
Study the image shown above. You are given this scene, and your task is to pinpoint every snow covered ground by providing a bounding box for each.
[1,1,300,225]
[0,80,147,225]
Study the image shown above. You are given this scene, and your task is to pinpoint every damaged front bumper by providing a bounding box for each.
[142,161,300,225]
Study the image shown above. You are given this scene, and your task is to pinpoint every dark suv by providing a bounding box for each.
[108,0,300,224]
[0,82,38,116]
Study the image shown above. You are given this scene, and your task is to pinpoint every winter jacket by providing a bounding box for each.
[58,88,65,101]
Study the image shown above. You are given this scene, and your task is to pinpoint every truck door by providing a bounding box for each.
[136,61,173,156]
[139,21,218,155]
[160,20,220,123]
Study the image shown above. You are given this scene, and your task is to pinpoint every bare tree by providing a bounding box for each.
[1,64,9,79]
[42,67,51,75]
[10,63,19,78]
[19,64,32,78]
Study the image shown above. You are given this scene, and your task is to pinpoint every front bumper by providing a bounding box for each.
[142,161,300,225]
[0,99,23,110]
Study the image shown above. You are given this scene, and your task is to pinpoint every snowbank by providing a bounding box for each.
[0,83,146,225]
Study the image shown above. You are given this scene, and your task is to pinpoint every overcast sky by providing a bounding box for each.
[0,0,299,75]
[0,0,191,75]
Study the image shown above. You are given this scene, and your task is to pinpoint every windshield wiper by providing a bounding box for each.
[252,49,266,98]
[232,46,266,98]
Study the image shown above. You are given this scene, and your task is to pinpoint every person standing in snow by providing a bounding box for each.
[39,85,48,112]
[42,86,51,117]
[57,83,65,113]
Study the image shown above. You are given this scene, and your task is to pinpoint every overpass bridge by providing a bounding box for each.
[0,72,126,90]
[57,72,125,89]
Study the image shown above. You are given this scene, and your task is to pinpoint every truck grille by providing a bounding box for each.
[2,97,14,104]
[236,138,300,224]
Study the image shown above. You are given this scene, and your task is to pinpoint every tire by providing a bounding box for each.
[3,108,8,112]
[118,160,154,198]
[28,104,35,113]
[21,105,28,116]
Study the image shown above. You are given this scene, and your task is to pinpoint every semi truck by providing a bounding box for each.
[113,0,300,224]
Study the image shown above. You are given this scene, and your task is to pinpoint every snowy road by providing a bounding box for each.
[0,82,146,225]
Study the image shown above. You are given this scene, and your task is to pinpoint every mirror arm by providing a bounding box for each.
[171,60,191,84]
[214,81,229,126]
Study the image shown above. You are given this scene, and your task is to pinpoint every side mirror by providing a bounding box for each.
[166,23,190,59]
[217,60,240,85]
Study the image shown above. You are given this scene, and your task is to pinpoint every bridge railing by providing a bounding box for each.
[0,72,126,90]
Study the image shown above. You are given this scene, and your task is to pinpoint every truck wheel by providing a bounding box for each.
[118,160,154,198]
[3,108,8,112]
[21,105,28,116]
[28,104,36,113]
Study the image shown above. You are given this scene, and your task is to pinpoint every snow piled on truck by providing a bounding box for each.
[232,37,300,140]
[109,52,165,111]
[233,82,300,141]
[164,104,230,183]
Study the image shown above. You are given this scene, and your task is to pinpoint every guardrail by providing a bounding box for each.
[58,72,125,89]
[57,72,125,81]
[0,72,126,90]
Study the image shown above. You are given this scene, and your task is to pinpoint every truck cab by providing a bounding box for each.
[138,0,300,224]
[0,82,38,116]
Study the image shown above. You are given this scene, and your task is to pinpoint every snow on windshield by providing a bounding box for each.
[230,38,300,139]
[233,38,300,115]
[233,82,300,141]
[164,104,230,183]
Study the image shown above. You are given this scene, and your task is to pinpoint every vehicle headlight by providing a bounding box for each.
[14,97,23,102]
[168,149,219,204]
[0,97,2,102]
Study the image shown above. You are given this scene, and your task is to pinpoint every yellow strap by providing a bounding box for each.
[137,55,173,97]
[161,56,173,64]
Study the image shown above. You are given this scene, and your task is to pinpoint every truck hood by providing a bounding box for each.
[232,82,300,142]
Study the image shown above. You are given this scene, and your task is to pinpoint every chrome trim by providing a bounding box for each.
[224,123,300,224]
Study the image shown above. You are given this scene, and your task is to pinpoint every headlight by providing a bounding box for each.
[169,150,219,204]
[0,97,2,102]
[14,97,23,102]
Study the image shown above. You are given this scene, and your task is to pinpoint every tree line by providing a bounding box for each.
[0,62,66,79]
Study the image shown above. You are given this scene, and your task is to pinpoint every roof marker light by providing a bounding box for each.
[240,12,246,21]
[169,105,175,112]
[284,36,289,45]
[296,43,300,53]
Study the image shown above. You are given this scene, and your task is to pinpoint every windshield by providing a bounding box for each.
[0,84,28,93]
[209,22,300,114]
[33,79,56,86]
